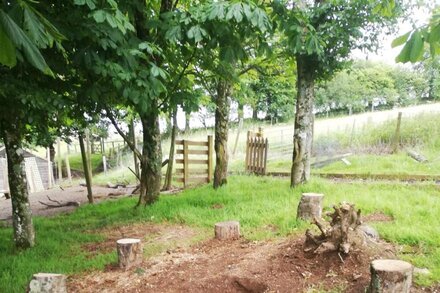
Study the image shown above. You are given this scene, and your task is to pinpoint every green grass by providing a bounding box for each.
[318,153,440,175]
[1,176,439,291]
[66,153,103,173]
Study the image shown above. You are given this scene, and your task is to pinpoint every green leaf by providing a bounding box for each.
[409,30,424,62]
[92,10,106,23]
[391,31,411,48]
[0,10,52,74]
[0,22,16,67]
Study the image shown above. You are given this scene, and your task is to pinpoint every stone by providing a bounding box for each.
[28,273,67,293]
[296,193,324,220]
[368,259,413,293]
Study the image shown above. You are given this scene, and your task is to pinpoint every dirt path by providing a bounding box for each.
[0,185,135,221]
[68,222,406,293]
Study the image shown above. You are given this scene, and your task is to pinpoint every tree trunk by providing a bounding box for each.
[2,128,35,248]
[78,133,93,204]
[129,119,140,179]
[163,107,177,191]
[185,111,191,134]
[238,102,244,121]
[291,56,315,187]
[252,107,258,120]
[214,80,231,189]
[137,112,162,206]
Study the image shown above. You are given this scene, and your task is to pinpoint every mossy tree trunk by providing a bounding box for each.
[214,79,231,189]
[291,56,315,187]
[2,126,35,248]
[137,111,162,206]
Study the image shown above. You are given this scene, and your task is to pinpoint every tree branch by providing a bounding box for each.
[106,109,142,161]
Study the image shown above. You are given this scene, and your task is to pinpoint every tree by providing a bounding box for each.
[0,1,65,249]
[273,0,402,187]
[189,1,271,188]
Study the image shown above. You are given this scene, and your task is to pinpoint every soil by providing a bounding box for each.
[68,225,414,293]
[0,185,135,221]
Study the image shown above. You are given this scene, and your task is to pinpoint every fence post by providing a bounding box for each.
[183,140,189,188]
[208,135,213,183]
[245,131,251,172]
[57,138,63,182]
[263,138,268,175]
[232,118,243,157]
[392,112,402,154]
[65,154,72,184]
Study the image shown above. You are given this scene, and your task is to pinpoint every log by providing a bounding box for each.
[368,259,413,293]
[116,238,143,270]
[215,221,240,240]
[28,273,67,293]
[297,193,324,220]
[407,150,428,163]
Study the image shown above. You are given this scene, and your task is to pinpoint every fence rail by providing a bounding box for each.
[175,135,213,188]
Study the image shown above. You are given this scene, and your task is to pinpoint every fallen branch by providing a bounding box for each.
[39,195,80,209]
[407,150,428,163]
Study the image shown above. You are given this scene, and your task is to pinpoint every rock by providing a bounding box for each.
[368,259,413,293]
[214,221,240,240]
[116,238,143,270]
[359,225,379,241]
[28,273,67,293]
[296,193,324,220]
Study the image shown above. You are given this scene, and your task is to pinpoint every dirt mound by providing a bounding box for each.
[69,231,399,293]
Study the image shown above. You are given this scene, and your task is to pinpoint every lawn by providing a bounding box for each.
[0,175,439,292]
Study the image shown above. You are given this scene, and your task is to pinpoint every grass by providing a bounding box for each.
[1,175,440,291]
[66,153,103,173]
[318,153,440,175]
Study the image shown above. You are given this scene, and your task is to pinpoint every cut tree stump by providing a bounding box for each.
[297,193,324,220]
[368,259,413,293]
[28,273,67,293]
[215,221,240,240]
[116,238,143,270]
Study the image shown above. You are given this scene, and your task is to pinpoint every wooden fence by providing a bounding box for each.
[175,136,213,188]
[245,131,268,175]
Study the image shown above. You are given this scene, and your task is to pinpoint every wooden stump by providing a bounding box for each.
[297,193,324,220]
[116,238,143,270]
[215,221,240,240]
[28,273,67,293]
[368,259,413,293]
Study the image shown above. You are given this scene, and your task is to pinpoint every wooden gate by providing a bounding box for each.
[175,136,213,188]
[245,131,268,175]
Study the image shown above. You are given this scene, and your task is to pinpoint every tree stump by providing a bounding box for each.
[28,273,67,293]
[368,259,413,293]
[304,202,363,254]
[297,193,324,220]
[215,221,240,240]
[116,238,143,270]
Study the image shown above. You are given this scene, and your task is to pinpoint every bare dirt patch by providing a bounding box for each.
[363,211,394,223]
[83,223,202,256]
[0,185,135,221]
[68,232,405,293]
